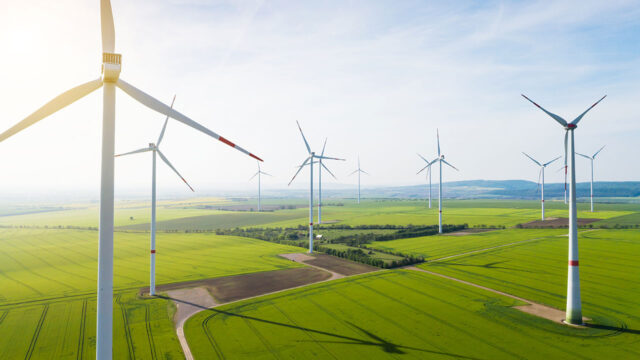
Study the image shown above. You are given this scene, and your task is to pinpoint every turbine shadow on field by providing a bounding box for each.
[428,260,538,273]
[584,323,640,335]
[160,296,483,359]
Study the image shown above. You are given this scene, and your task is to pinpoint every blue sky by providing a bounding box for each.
[0,0,638,196]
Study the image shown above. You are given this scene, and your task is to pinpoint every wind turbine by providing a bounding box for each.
[115,95,195,297]
[416,154,434,208]
[349,156,369,204]
[249,162,272,212]
[318,138,338,224]
[289,122,343,253]
[522,94,606,325]
[0,1,262,358]
[522,152,561,220]
[577,146,605,212]
[434,130,458,234]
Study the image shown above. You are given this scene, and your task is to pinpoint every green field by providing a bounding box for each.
[419,229,640,321]
[366,228,565,259]
[0,228,304,359]
[185,269,639,359]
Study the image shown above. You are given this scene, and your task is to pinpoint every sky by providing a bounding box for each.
[0,0,638,198]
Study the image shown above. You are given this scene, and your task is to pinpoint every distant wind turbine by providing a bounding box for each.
[577,146,605,212]
[416,153,434,208]
[249,162,272,212]
[0,1,262,357]
[522,93,606,325]
[318,139,338,224]
[289,122,343,253]
[522,152,561,220]
[349,156,369,204]
[434,130,458,234]
[115,95,195,297]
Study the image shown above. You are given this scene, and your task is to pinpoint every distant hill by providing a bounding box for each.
[341,180,640,201]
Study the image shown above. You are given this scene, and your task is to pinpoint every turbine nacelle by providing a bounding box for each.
[148,143,155,149]
[101,52,121,82]
[566,123,577,130]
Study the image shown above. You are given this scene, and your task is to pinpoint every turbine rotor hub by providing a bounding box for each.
[566,123,577,130]
[101,52,122,83]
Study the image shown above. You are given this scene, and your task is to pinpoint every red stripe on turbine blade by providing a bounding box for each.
[310,223,313,226]
[569,260,578,266]
[250,153,263,162]
[151,250,156,254]
[218,136,236,148]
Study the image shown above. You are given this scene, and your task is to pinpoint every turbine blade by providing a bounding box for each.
[576,152,591,160]
[417,153,430,164]
[115,147,151,157]
[316,155,345,161]
[521,94,568,126]
[442,159,459,171]
[361,169,370,175]
[321,162,337,180]
[593,145,606,158]
[288,157,310,186]
[157,95,176,146]
[570,95,606,126]
[416,164,429,175]
[249,171,259,181]
[428,159,438,166]
[437,129,441,157]
[157,149,194,192]
[117,79,262,161]
[536,168,542,194]
[321,138,327,157]
[0,79,103,143]
[261,171,273,177]
[100,0,115,53]
[543,156,561,166]
[522,152,541,166]
[348,169,359,176]
[296,121,311,154]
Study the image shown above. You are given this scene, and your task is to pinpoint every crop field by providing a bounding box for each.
[419,229,640,325]
[185,269,638,359]
[0,228,303,304]
[366,228,566,259]
[0,292,181,359]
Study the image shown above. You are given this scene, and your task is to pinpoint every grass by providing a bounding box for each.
[366,228,566,259]
[0,228,303,304]
[0,292,181,359]
[185,269,639,359]
[419,229,640,329]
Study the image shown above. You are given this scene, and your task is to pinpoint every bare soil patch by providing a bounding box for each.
[205,267,330,303]
[518,217,601,228]
[280,253,315,262]
[443,228,496,236]
[304,253,379,276]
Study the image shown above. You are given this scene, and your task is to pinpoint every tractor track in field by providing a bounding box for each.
[0,310,8,326]
[24,304,48,360]
[202,314,225,360]
[145,304,158,360]
[117,295,136,360]
[76,299,88,360]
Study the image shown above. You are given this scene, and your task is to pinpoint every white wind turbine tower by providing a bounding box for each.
[522,94,606,325]
[349,156,369,204]
[249,162,272,212]
[318,138,338,224]
[0,1,262,357]
[115,95,195,297]
[577,146,605,212]
[417,154,434,208]
[289,122,343,253]
[522,152,561,221]
[434,130,458,234]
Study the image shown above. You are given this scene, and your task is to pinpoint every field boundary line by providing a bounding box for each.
[427,230,599,263]
[76,299,87,360]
